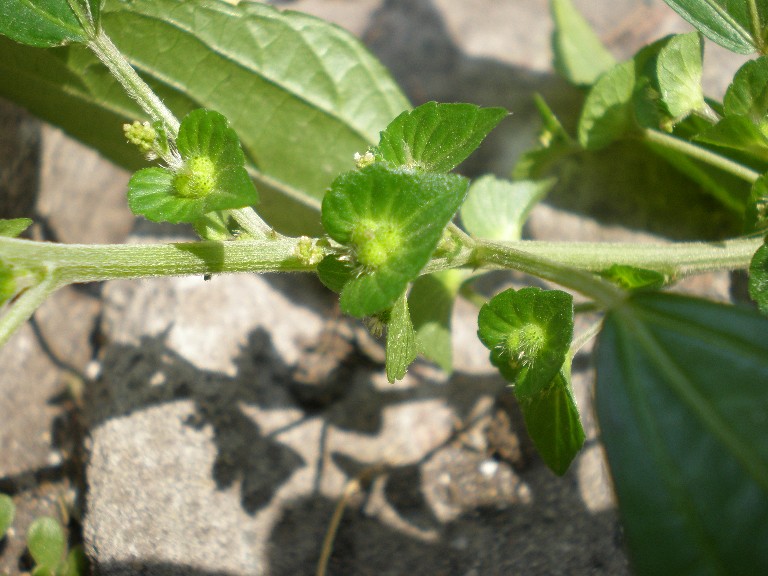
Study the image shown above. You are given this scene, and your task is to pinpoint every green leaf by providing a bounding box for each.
[127,109,258,224]
[477,287,574,397]
[372,102,507,172]
[600,264,666,290]
[660,0,758,55]
[27,517,66,569]
[596,293,768,575]
[321,164,468,317]
[519,369,585,475]
[460,176,553,241]
[746,173,768,233]
[550,0,615,86]
[655,33,705,120]
[694,115,768,162]
[749,242,768,314]
[0,218,32,238]
[386,292,418,382]
[0,0,87,47]
[724,56,768,129]
[0,494,14,537]
[0,0,409,235]
[408,270,464,373]
[578,59,638,150]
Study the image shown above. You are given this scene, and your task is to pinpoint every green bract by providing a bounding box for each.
[477,287,573,397]
[724,56,768,123]
[408,270,464,373]
[127,109,258,224]
[578,59,637,150]
[372,102,507,172]
[321,164,468,317]
[385,292,417,382]
[654,32,705,121]
[695,57,768,161]
[460,176,553,241]
[597,293,768,575]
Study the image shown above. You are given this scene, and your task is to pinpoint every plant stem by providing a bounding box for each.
[2,235,759,291]
[474,241,626,308]
[642,128,761,184]
[88,29,180,137]
[0,236,317,286]
[477,237,762,277]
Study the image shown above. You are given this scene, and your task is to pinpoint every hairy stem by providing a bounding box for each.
[0,236,318,286]
[88,29,181,138]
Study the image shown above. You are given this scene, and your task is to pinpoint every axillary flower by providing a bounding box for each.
[127,109,258,224]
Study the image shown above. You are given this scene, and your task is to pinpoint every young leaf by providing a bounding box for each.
[321,164,468,317]
[372,102,508,172]
[599,264,666,291]
[127,109,258,224]
[460,176,553,241]
[724,56,768,127]
[578,59,638,150]
[550,0,615,86]
[0,0,87,47]
[27,517,66,569]
[0,494,14,537]
[655,33,705,121]
[386,291,418,382]
[477,287,574,397]
[60,545,87,576]
[749,242,768,314]
[0,218,32,238]
[408,270,464,373]
[661,0,758,55]
[597,293,768,575]
[519,369,585,476]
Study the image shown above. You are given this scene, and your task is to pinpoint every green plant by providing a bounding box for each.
[0,494,14,539]
[1,0,768,574]
[26,517,86,576]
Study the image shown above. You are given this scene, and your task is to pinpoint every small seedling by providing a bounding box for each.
[0,494,14,539]
[26,517,86,576]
